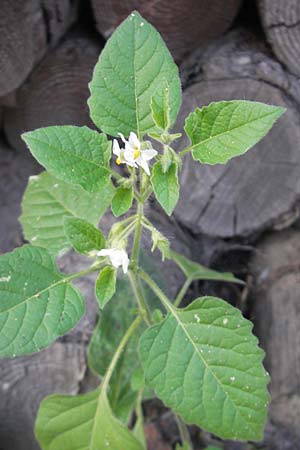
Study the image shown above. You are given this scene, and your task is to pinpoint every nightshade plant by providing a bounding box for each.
[0,11,285,450]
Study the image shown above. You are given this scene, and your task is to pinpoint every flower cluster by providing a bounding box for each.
[113,132,157,175]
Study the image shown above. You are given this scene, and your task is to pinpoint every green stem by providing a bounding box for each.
[175,415,193,449]
[111,169,123,181]
[131,202,143,268]
[138,268,172,312]
[116,218,137,241]
[128,271,152,326]
[141,184,153,202]
[174,277,192,308]
[102,314,143,391]
[65,263,103,282]
[179,146,192,157]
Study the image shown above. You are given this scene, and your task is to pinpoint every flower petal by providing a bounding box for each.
[124,148,135,162]
[97,249,112,257]
[142,149,157,160]
[118,133,127,144]
[139,158,150,175]
[113,140,121,156]
[129,132,140,149]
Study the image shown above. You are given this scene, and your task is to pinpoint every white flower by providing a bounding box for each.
[97,248,130,273]
[112,138,137,168]
[114,132,157,175]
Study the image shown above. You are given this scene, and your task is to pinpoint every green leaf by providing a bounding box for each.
[88,254,163,422]
[88,276,140,422]
[112,186,134,217]
[176,444,190,450]
[151,79,170,130]
[22,126,112,192]
[140,296,269,441]
[35,388,145,450]
[184,101,285,164]
[0,245,84,357]
[133,396,146,447]
[170,250,243,284]
[151,161,179,215]
[88,11,181,138]
[20,172,114,255]
[64,217,105,256]
[95,266,117,309]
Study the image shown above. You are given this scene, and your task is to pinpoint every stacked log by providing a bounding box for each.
[1,1,300,450]
[175,29,300,239]
[0,0,79,97]
[258,0,300,77]
[251,228,300,450]
[3,30,102,151]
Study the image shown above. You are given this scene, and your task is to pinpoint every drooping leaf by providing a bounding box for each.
[64,217,106,256]
[112,186,134,217]
[88,253,164,422]
[133,396,146,447]
[35,388,145,450]
[0,245,84,357]
[88,11,181,138]
[20,172,114,255]
[95,266,117,309]
[170,250,243,284]
[151,161,179,215]
[88,276,141,422]
[151,79,170,131]
[184,101,285,164]
[175,444,191,450]
[22,126,112,192]
[204,447,222,450]
[140,296,269,441]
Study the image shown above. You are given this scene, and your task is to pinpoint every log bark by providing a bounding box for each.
[3,29,102,151]
[90,0,242,62]
[0,343,86,450]
[174,29,300,239]
[250,228,300,450]
[258,0,300,77]
[0,0,79,97]
[0,140,41,254]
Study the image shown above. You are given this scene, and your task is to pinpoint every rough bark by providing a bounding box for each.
[174,29,300,239]
[258,0,300,77]
[0,0,79,97]
[90,0,242,62]
[0,343,86,450]
[250,228,300,450]
[3,29,102,151]
[0,140,41,254]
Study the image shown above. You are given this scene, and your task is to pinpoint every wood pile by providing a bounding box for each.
[1,1,300,449]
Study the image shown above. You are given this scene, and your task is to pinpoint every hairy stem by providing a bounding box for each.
[131,202,143,268]
[138,268,172,312]
[102,314,143,391]
[174,277,192,308]
[175,415,194,449]
[179,146,192,157]
[128,271,152,325]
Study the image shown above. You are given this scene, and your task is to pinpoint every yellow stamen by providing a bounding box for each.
[116,157,122,165]
[133,148,140,159]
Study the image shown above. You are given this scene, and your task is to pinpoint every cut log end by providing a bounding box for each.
[258,0,300,77]
[3,30,102,151]
[251,228,300,449]
[0,0,79,97]
[90,0,242,62]
[174,31,300,239]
